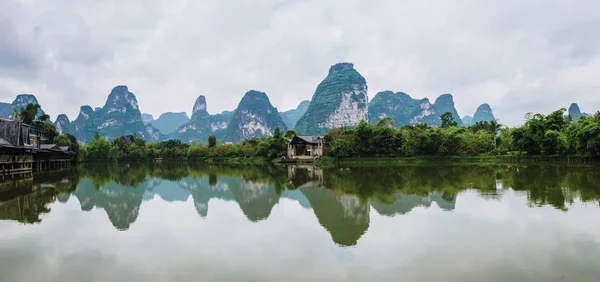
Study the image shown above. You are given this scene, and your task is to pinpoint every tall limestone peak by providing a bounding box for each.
[10,94,44,118]
[12,94,39,107]
[471,103,496,125]
[192,95,208,118]
[142,113,154,125]
[430,94,462,126]
[225,90,287,142]
[368,91,422,126]
[328,62,355,74]
[97,85,148,140]
[568,103,582,120]
[77,105,94,121]
[280,100,311,129]
[71,86,154,143]
[104,85,139,113]
[295,62,368,135]
[73,106,95,143]
[54,114,72,135]
[171,96,230,143]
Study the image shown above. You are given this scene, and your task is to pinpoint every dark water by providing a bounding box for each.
[1,164,600,282]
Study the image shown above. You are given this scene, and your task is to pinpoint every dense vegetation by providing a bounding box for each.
[13,103,59,143]
[80,127,290,163]
[325,109,600,159]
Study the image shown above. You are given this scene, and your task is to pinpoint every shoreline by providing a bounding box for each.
[313,155,598,167]
[78,155,599,167]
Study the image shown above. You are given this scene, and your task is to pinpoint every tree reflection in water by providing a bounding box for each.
[1,163,599,246]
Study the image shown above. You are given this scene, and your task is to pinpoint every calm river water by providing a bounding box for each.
[1,164,600,282]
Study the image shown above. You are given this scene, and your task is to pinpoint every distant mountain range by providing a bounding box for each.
[9,62,594,144]
[143,112,190,135]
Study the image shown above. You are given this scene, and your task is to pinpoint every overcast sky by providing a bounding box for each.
[1,0,599,125]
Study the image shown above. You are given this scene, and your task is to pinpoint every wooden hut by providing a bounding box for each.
[287,136,325,160]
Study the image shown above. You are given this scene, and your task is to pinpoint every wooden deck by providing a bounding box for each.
[0,147,74,180]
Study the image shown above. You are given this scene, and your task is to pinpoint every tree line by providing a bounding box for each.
[325,109,600,158]
[79,127,291,162]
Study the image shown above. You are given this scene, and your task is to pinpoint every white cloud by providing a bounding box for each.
[0,0,599,125]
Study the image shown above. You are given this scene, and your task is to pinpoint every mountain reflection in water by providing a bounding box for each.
[1,164,600,247]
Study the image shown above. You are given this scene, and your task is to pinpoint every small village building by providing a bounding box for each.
[287,136,325,160]
[0,118,76,175]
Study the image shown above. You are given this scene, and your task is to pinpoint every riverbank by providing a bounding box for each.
[314,155,598,167]
[81,156,271,166]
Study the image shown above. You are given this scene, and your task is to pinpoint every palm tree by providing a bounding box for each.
[490,120,502,149]
[16,103,42,124]
[38,113,51,123]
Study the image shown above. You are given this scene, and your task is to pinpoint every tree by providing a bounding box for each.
[285,130,297,139]
[440,112,458,128]
[54,135,71,147]
[208,135,217,147]
[273,126,282,139]
[54,134,80,154]
[490,120,502,149]
[16,103,42,124]
[376,117,395,127]
[354,120,374,155]
[82,133,116,160]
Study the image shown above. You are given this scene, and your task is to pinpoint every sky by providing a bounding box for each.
[0,0,599,125]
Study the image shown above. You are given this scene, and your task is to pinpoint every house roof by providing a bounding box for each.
[290,135,324,144]
[0,137,12,146]
[40,144,58,150]
[0,121,23,146]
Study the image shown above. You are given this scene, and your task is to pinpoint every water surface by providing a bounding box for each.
[1,164,600,282]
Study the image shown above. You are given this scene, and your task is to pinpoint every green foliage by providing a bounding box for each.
[511,109,572,156]
[285,130,297,139]
[273,126,282,139]
[327,117,494,157]
[81,131,289,162]
[16,103,42,125]
[569,112,600,156]
[440,112,458,128]
[54,134,80,154]
[208,135,217,147]
[376,117,395,127]
[13,103,59,143]
[81,133,117,161]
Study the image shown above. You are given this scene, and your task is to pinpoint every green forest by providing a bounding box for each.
[325,109,600,159]
[78,128,290,163]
